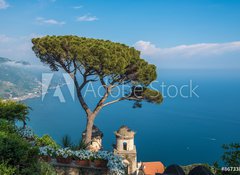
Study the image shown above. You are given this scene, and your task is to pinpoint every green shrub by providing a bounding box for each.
[38,161,57,175]
[0,100,57,175]
[0,99,29,126]
[0,119,17,134]
[35,134,59,149]
[0,131,39,174]
[0,162,16,175]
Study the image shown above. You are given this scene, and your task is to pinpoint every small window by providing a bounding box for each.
[123,142,127,150]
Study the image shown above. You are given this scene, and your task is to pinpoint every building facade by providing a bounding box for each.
[113,126,137,175]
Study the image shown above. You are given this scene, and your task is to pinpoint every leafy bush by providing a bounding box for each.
[0,162,16,175]
[0,100,57,175]
[0,131,39,174]
[0,99,29,126]
[0,119,17,134]
[37,161,57,175]
[36,134,59,149]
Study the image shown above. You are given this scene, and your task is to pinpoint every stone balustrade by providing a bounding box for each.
[51,159,109,175]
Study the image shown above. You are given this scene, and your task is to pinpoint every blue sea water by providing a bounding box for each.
[25,69,240,166]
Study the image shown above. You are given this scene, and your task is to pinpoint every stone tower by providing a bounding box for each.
[114,126,137,175]
[82,125,103,152]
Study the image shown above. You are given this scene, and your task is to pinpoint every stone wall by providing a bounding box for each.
[52,161,109,175]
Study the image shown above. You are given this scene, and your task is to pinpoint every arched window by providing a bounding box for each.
[123,142,127,150]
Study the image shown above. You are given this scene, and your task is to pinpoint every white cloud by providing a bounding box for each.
[36,17,65,25]
[134,40,240,58]
[134,41,161,56]
[0,33,43,62]
[134,40,240,69]
[0,0,9,9]
[77,15,98,22]
[72,5,83,9]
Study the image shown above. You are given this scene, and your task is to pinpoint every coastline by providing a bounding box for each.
[3,91,42,102]
[3,83,67,102]
[12,92,41,102]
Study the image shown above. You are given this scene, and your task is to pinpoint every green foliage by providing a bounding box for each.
[0,119,18,134]
[71,139,89,150]
[32,36,156,84]
[142,88,163,104]
[131,87,163,105]
[0,162,16,175]
[37,161,57,175]
[32,36,161,102]
[61,135,72,148]
[214,143,240,175]
[0,100,57,175]
[60,135,89,150]
[0,99,29,126]
[222,143,240,167]
[129,87,163,108]
[0,130,39,175]
[35,134,59,149]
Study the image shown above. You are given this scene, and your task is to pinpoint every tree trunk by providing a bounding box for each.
[84,115,95,145]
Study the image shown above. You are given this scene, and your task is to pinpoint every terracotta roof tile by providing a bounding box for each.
[142,162,165,175]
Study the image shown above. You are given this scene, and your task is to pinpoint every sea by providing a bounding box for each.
[24,69,240,166]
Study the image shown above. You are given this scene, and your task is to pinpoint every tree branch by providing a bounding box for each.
[102,97,126,107]
[72,62,92,116]
[102,96,143,107]
[93,85,112,115]
[99,76,107,90]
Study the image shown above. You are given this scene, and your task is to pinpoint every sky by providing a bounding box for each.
[0,0,240,69]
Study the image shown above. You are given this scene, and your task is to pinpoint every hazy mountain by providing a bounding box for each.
[0,57,43,100]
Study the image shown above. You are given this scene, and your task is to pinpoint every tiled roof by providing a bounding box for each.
[115,125,135,137]
[142,162,165,175]
[82,125,103,137]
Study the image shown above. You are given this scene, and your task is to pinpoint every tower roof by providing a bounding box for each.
[82,125,103,138]
[115,125,135,138]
